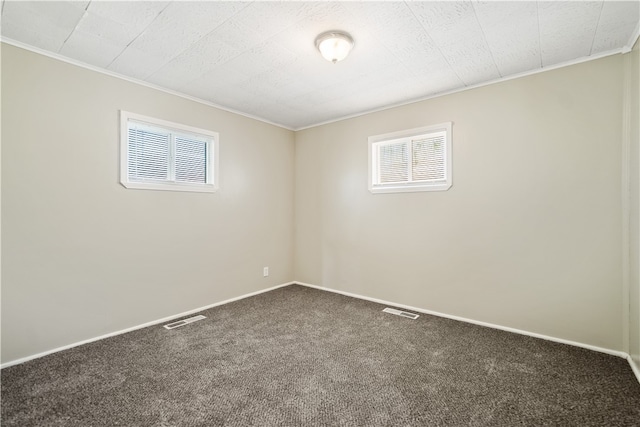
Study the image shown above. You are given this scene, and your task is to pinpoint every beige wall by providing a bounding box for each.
[2,41,635,365]
[1,44,295,363]
[628,39,640,370]
[295,55,624,351]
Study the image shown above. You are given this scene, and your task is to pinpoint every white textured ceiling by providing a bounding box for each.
[2,1,639,129]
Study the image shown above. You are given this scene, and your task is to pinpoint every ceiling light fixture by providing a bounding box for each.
[315,31,354,64]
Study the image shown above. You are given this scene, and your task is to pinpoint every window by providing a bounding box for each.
[369,122,452,193]
[120,111,218,193]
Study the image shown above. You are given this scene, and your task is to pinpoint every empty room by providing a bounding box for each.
[2,1,640,425]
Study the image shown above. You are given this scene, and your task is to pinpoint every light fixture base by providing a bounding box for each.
[315,30,354,64]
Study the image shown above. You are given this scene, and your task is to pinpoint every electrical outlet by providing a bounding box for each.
[263,267,269,277]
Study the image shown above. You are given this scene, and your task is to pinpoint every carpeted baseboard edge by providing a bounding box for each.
[0,282,296,369]
[294,281,640,384]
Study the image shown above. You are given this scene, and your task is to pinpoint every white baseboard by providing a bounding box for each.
[297,281,640,384]
[628,355,640,384]
[1,282,295,369]
[294,282,629,359]
[5,280,640,386]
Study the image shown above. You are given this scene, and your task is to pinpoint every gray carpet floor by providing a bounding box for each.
[2,284,640,426]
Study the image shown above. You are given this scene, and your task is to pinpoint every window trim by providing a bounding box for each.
[368,122,452,194]
[120,110,219,193]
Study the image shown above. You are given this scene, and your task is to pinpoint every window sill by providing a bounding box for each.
[121,181,218,193]
[369,182,451,194]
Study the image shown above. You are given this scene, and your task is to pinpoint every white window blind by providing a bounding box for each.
[120,111,218,193]
[411,132,446,182]
[379,141,408,183]
[369,123,452,193]
[175,135,207,184]
[127,123,171,182]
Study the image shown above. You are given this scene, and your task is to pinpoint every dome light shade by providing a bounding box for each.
[315,31,354,64]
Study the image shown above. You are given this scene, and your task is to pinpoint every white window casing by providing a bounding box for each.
[369,122,452,194]
[120,111,218,193]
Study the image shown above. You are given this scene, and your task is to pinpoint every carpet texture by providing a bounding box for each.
[2,285,639,426]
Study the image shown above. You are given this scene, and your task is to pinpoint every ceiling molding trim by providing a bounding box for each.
[295,48,625,131]
[622,22,640,53]
[0,37,625,133]
[0,37,295,132]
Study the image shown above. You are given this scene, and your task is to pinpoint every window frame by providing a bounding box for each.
[120,110,219,193]
[368,122,452,194]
